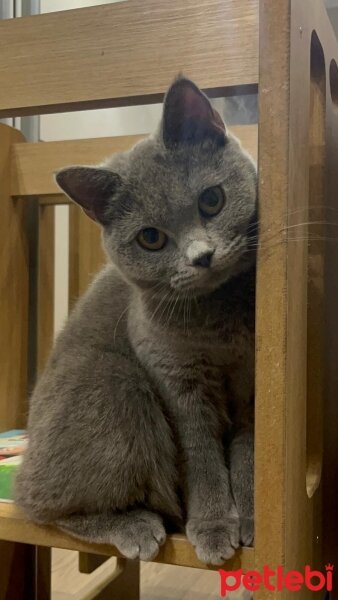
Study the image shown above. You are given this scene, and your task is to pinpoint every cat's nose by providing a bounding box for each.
[192,249,215,268]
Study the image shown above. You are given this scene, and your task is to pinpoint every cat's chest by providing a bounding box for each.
[129,308,254,386]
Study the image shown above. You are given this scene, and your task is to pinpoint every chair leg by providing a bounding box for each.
[0,542,51,600]
[0,541,35,600]
[84,558,140,600]
[106,559,140,600]
[79,552,110,574]
[36,546,52,600]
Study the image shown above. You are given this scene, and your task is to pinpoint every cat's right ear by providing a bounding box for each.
[55,166,121,225]
[161,76,227,148]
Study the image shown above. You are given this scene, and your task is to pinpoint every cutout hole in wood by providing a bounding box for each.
[306,31,326,499]
[329,58,338,107]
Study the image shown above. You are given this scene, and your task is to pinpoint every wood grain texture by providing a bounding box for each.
[256,1,338,597]
[255,3,291,594]
[0,504,254,572]
[289,1,338,590]
[11,126,258,198]
[0,1,258,117]
[68,206,105,308]
[0,124,28,429]
[37,205,55,374]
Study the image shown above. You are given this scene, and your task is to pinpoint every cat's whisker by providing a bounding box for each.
[245,234,338,266]
[113,305,129,346]
[162,291,175,325]
[188,295,192,324]
[248,220,333,249]
[286,205,338,218]
[283,221,338,230]
[149,279,167,295]
[158,289,176,325]
[247,205,338,235]
[183,292,189,334]
[166,291,180,328]
[148,286,172,324]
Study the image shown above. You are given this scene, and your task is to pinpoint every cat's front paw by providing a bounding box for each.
[240,516,254,547]
[186,516,240,565]
[112,510,166,561]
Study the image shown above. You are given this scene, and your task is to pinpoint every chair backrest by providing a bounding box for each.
[1,0,338,583]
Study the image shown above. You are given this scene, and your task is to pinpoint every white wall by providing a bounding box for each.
[40,0,125,11]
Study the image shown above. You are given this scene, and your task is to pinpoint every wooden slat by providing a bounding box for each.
[255,2,291,590]
[68,206,105,308]
[78,553,108,575]
[11,126,258,198]
[0,504,254,572]
[0,1,258,117]
[0,124,28,429]
[39,195,71,206]
[78,556,140,600]
[37,205,55,374]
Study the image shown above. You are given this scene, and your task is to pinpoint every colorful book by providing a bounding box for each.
[0,455,22,502]
[0,430,27,502]
[0,430,27,458]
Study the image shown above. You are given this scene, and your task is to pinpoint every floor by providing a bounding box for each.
[52,549,248,599]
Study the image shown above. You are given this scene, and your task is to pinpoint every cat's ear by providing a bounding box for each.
[55,166,121,225]
[162,77,227,148]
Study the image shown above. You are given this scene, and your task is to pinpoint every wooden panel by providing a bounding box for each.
[11,126,258,198]
[256,1,338,598]
[0,504,254,572]
[37,205,55,374]
[255,3,291,594]
[289,0,338,588]
[0,124,28,429]
[0,1,258,117]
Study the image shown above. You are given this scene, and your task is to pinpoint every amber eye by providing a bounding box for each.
[137,227,167,251]
[199,186,225,217]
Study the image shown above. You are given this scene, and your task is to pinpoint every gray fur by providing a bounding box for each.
[15,77,257,565]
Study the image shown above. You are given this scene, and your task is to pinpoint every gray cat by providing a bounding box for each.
[15,77,257,566]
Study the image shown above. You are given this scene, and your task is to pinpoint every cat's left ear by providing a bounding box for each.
[162,76,227,148]
[55,166,121,225]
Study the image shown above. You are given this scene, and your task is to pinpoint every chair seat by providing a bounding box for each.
[0,503,254,570]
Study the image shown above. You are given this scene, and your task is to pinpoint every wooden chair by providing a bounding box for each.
[0,1,337,598]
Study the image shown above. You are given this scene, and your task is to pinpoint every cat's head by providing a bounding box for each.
[56,77,257,297]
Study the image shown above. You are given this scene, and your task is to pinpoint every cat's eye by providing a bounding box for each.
[199,186,225,217]
[137,227,167,251]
